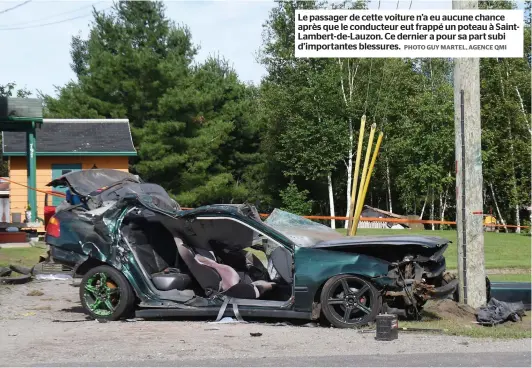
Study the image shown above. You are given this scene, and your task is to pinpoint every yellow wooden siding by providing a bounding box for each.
[9,156,129,231]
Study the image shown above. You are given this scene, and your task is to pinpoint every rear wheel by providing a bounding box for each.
[320,274,381,328]
[79,265,135,321]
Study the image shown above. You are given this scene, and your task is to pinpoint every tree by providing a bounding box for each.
[260,0,358,228]
[44,1,265,207]
[480,0,531,232]
[0,82,33,176]
[0,82,31,98]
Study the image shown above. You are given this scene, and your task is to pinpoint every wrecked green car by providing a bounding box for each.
[44,169,458,328]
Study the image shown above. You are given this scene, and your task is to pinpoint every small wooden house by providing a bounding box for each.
[2,120,137,231]
[359,205,410,229]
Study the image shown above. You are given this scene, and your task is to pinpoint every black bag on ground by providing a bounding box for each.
[476,298,526,325]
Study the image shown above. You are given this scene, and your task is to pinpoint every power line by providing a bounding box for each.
[0,1,103,29]
[0,0,32,15]
[0,6,111,31]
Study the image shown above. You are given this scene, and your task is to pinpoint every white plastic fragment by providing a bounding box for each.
[35,274,72,281]
[208,317,240,324]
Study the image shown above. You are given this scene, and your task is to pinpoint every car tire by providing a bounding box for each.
[79,265,135,321]
[320,274,381,329]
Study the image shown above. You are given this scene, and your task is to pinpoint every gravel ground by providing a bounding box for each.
[0,280,531,367]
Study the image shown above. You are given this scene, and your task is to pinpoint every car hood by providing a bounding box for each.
[312,235,450,249]
[46,169,141,196]
[311,235,451,262]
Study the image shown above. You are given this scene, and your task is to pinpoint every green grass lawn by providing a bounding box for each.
[0,246,47,268]
[488,274,532,282]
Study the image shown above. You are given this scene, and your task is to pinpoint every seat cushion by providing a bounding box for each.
[195,254,240,291]
[151,271,192,291]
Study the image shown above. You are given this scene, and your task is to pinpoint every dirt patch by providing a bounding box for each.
[27,290,44,296]
[424,299,477,321]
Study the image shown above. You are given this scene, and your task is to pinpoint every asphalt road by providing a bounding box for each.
[37,352,532,367]
[1,281,531,367]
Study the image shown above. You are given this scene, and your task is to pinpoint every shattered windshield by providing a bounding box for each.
[263,209,344,247]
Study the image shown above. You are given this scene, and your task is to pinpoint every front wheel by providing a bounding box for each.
[320,274,382,328]
[79,265,135,321]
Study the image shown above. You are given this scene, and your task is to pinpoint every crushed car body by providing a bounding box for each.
[44,169,458,327]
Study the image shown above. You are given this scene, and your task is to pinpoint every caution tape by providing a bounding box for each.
[1,180,527,229]
[0,177,66,198]
[181,207,529,229]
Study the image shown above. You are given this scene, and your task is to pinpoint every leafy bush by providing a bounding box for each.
[279,181,313,216]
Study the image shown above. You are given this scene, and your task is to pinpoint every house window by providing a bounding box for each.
[51,164,82,206]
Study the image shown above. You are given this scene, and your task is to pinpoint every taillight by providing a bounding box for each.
[47,216,60,238]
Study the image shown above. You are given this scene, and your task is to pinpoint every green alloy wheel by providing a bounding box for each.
[79,265,135,321]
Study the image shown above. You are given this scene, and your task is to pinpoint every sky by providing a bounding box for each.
[0,0,522,97]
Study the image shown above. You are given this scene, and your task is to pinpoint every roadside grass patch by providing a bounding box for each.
[400,313,531,339]
[400,315,531,339]
[0,247,46,268]
[489,274,532,282]
[399,299,531,339]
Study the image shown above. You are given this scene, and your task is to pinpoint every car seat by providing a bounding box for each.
[174,237,274,299]
[121,220,192,291]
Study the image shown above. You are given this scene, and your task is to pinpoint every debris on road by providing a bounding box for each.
[250,332,262,337]
[208,317,242,324]
[34,274,72,281]
[0,261,73,285]
[9,265,32,275]
[0,274,32,285]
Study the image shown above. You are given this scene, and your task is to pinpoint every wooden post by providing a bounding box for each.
[453,0,487,308]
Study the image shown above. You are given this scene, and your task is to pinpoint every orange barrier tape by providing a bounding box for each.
[181,207,529,229]
[2,185,526,229]
[0,177,66,198]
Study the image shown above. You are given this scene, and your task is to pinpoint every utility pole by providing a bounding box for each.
[453,0,487,309]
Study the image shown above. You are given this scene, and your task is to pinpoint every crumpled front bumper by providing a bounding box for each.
[425,278,459,299]
[384,276,459,301]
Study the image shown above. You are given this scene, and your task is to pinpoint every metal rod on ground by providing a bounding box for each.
[352,132,383,235]
[349,123,376,236]
[453,0,486,309]
[347,115,366,231]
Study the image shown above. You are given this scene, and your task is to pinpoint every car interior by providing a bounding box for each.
[119,208,294,303]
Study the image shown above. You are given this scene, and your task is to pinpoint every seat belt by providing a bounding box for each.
[215,296,245,323]
[215,297,230,322]
[232,302,245,322]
